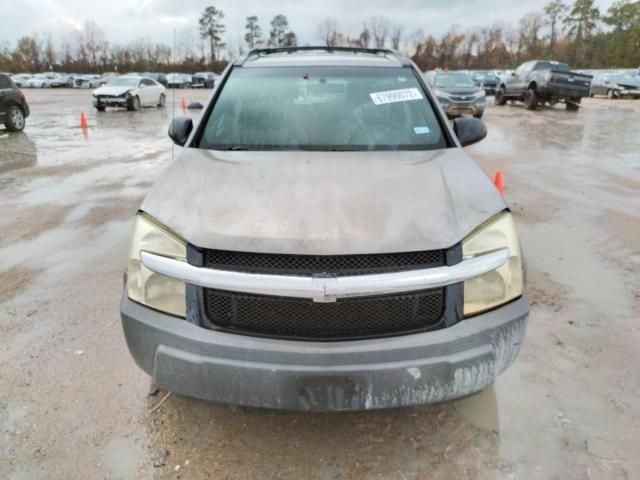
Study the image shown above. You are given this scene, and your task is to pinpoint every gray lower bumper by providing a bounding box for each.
[441,103,485,117]
[121,294,528,411]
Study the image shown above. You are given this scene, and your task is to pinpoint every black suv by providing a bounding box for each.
[0,73,30,131]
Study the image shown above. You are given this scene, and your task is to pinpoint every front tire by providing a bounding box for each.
[96,105,106,112]
[473,111,484,119]
[5,106,26,131]
[607,89,616,99]
[566,102,579,111]
[495,87,507,106]
[127,95,141,111]
[524,88,538,110]
[157,94,166,107]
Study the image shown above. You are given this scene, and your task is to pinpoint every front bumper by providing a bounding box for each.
[616,89,640,98]
[121,293,528,411]
[93,97,127,108]
[438,98,485,117]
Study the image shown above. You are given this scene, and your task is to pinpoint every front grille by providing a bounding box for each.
[202,288,446,340]
[202,249,445,277]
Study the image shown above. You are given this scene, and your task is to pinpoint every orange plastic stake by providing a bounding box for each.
[80,112,88,130]
[181,97,187,112]
[494,170,505,197]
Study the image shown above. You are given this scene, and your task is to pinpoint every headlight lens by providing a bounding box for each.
[435,89,449,98]
[127,213,187,318]
[462,212,524,317]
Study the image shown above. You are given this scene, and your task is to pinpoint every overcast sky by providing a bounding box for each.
[2,0,618,51]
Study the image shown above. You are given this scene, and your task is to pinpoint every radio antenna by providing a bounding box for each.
[171,28,177,164]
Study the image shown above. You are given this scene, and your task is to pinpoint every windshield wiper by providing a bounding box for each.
[225,146,251,151]
[330,147,360,151]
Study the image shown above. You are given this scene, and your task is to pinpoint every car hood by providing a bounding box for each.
[92,85,132,96]
[435,86,481,96]
[141,148,506,254]
[616,79,640,89]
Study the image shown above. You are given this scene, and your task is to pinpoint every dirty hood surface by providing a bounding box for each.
[142,148,506,254]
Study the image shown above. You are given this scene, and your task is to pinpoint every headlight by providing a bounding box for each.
[474,90,486,99]
[435,89,449,98]
[462,212,524,317]
[127,213,187,317]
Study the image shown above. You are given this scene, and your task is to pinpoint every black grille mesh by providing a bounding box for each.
[203,249,445,277]
[203,288,445,340]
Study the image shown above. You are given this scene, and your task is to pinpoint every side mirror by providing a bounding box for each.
[453,117,487,147]
[168,117,193,146]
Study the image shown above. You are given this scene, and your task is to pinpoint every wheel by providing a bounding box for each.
[607,89,615,99]
[495,87,507,106]
[127,95,141,111]
[158,94,166,107]
[524,88,538,110]
[96,105,106,112]
[473,111,484,119]
[566,102,579,111]
[5,106,26,131]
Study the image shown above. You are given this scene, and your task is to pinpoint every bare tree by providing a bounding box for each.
[358,25,371,48]
[390,24,403,50]
[318,18,340,46]
[369,17,390,48]
[177,28,197,60]
[41,33,56,70]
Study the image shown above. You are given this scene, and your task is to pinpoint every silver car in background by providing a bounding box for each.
[10,74,32,87]
[425,71,486,118]
[26,73,56,88]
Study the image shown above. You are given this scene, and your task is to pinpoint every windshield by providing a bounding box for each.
[198,67,446,151]
[434,73,475,88]
[108,77,139,87]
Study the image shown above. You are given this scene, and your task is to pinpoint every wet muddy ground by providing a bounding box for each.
[1,89,639,479]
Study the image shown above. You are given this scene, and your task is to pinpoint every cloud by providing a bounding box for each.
[1,0,618,50]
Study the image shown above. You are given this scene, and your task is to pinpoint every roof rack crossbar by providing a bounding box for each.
[236,46,407,66]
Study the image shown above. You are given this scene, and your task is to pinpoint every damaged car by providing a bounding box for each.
[120,47,529,411]
[92,75,166,111]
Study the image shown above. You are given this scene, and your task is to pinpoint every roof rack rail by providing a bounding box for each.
[235,46,408,66]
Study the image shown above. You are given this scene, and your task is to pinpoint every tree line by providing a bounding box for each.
[1,0,638,75]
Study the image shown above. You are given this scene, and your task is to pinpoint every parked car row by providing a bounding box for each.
[9,71,220,90]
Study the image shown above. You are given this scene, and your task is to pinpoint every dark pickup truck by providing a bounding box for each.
[496,60,592,111]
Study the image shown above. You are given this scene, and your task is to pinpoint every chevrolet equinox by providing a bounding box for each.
[120,47,528,411]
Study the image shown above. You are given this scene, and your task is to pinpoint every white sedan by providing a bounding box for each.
[91,76,166,111]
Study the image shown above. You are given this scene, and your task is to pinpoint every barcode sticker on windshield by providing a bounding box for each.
[370,88,423,105]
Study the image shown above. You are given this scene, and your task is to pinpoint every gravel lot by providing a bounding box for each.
[1,89,639,480]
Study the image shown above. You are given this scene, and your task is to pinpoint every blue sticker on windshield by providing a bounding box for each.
[413,126,431,135]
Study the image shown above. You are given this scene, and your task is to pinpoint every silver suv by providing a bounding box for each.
[121,47,528,411]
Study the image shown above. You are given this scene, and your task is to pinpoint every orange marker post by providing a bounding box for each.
[494,170,505,197]
[181,97,187,113]
[80,112,88,130]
